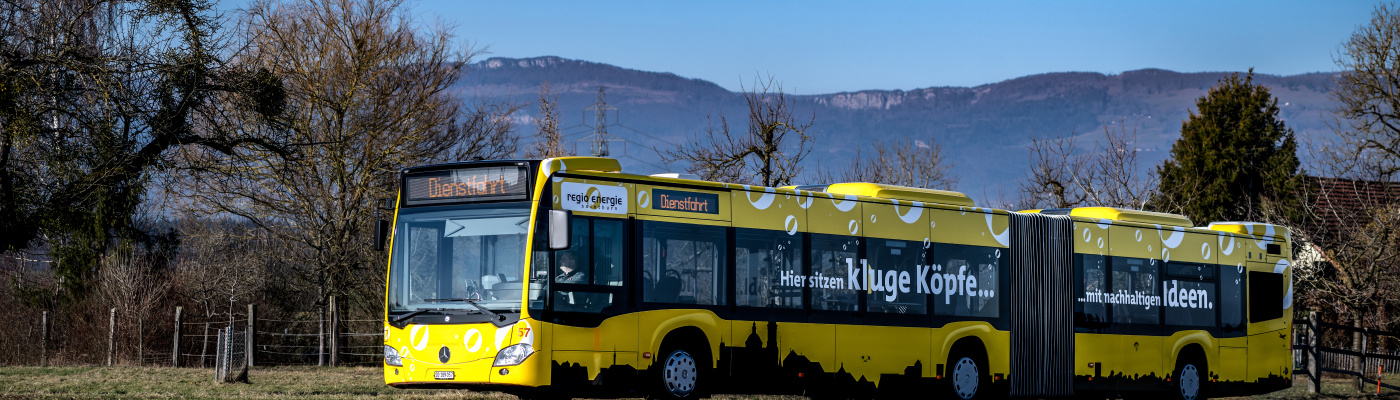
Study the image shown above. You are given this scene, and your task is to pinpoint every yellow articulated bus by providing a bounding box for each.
[378,157,1293,400]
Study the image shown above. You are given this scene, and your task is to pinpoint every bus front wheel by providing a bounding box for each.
[947,346,988,400]
[650,345,707,399]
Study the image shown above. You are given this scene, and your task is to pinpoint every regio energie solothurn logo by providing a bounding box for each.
[560,182,628,214]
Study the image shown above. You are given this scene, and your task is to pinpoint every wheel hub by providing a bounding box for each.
[663,350,697,397]
[952,356,979,399]
[1180,364,1200,400]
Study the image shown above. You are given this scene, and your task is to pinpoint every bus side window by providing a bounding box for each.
[642,221,727,305]
[1248,271,1284,323]
[866,239,926,315]
[1110,257,1160,325]
[735,228,803,309]
[810,234,859,311]
[1164,263,1215,328]
[592,219,625,287]
[930,243,1000,318]
[1076,254,1108,332]
[1220,264,1245,334]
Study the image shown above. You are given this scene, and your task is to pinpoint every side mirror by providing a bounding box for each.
[374,219,391,251]
[548,210,572,250]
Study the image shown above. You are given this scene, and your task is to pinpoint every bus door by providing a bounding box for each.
[545,213,637,384]
[1106,225,1164,393]
[1246,260,1290,384]
[1216,255,1249,384]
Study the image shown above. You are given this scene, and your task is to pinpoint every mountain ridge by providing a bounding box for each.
[458,56,1338,200]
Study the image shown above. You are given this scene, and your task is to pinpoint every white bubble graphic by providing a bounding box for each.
[495,324,511,351]
[1135,230,1143,242]
[552,195,559,204]
[1219,233,1236,256]
[747,187,776,210]
[1097,238,1105,249]
[784,215,799,235]
[893,200,924,224]
[923,238,931,248]
[985,213,1008,246]
[1160,226,1185,249]
[464,329,483,353]
[1082,228,1091,242]
[1201,242,1212,259]
[796,195,814,209]
[1276,259,1293,309]
[832,195,858,212]
[410,325,429,351]
[847,220,859,235]
[870,215,877,223]
[638,191,650,208]
[1161,248,1170,263]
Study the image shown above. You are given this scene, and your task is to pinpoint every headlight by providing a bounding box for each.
[493,343,533,367]
[384,345,403,366]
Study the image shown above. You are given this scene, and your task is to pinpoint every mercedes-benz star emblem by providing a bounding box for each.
[439,346,451,364]
[444,315,450,322]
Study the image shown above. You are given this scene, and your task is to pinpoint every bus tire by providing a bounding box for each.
[650,341,709,399]
[1172,353,1208,400]
[947,344,989,400]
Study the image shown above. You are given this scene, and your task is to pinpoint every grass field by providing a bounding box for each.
[0,365,1397,399]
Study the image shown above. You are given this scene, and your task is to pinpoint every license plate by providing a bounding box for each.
[433,371,454,380]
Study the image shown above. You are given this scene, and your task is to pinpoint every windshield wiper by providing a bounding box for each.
[389,309,430,327]
[424,298,510,326]
[389,306,473,328]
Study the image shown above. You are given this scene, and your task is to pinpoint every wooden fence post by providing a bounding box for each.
[317,304,324,366]
[137,316,144,366]
[1361,328,1370,391]
[246,304,255,368]
[201,318,211,368]
[213,328,224,383]
[107,308,116,366]
[1307,311,1319,394]
[40,311,48,367]
[173,307,183,367]
[330,295,340,367]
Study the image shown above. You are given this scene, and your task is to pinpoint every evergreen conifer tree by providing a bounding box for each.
[1155,70,1302,224]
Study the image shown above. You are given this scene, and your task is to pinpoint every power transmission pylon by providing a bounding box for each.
[580,86,623,157]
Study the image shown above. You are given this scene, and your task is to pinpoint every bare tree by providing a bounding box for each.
[1333,3,1400,179]
[94,248,170,365]
[820,136,958,189]
[524,81,571,159]
[174,0,518,314]
[660,77,814,187]
[1021,134,1087,209]
[1019,123,1158,210]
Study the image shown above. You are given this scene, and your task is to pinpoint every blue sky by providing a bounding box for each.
[219,1,1379,94]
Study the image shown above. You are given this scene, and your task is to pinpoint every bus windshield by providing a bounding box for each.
[387,203,530,313]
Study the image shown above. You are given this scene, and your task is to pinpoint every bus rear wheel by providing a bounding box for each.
[650,345,707,399]
[1173,356,1208,400]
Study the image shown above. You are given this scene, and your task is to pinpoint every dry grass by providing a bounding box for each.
[0,366,510,399]
[1,366,1395,399]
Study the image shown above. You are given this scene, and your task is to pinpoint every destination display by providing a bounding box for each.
[652,189,718,214]
[404,166,528,204]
